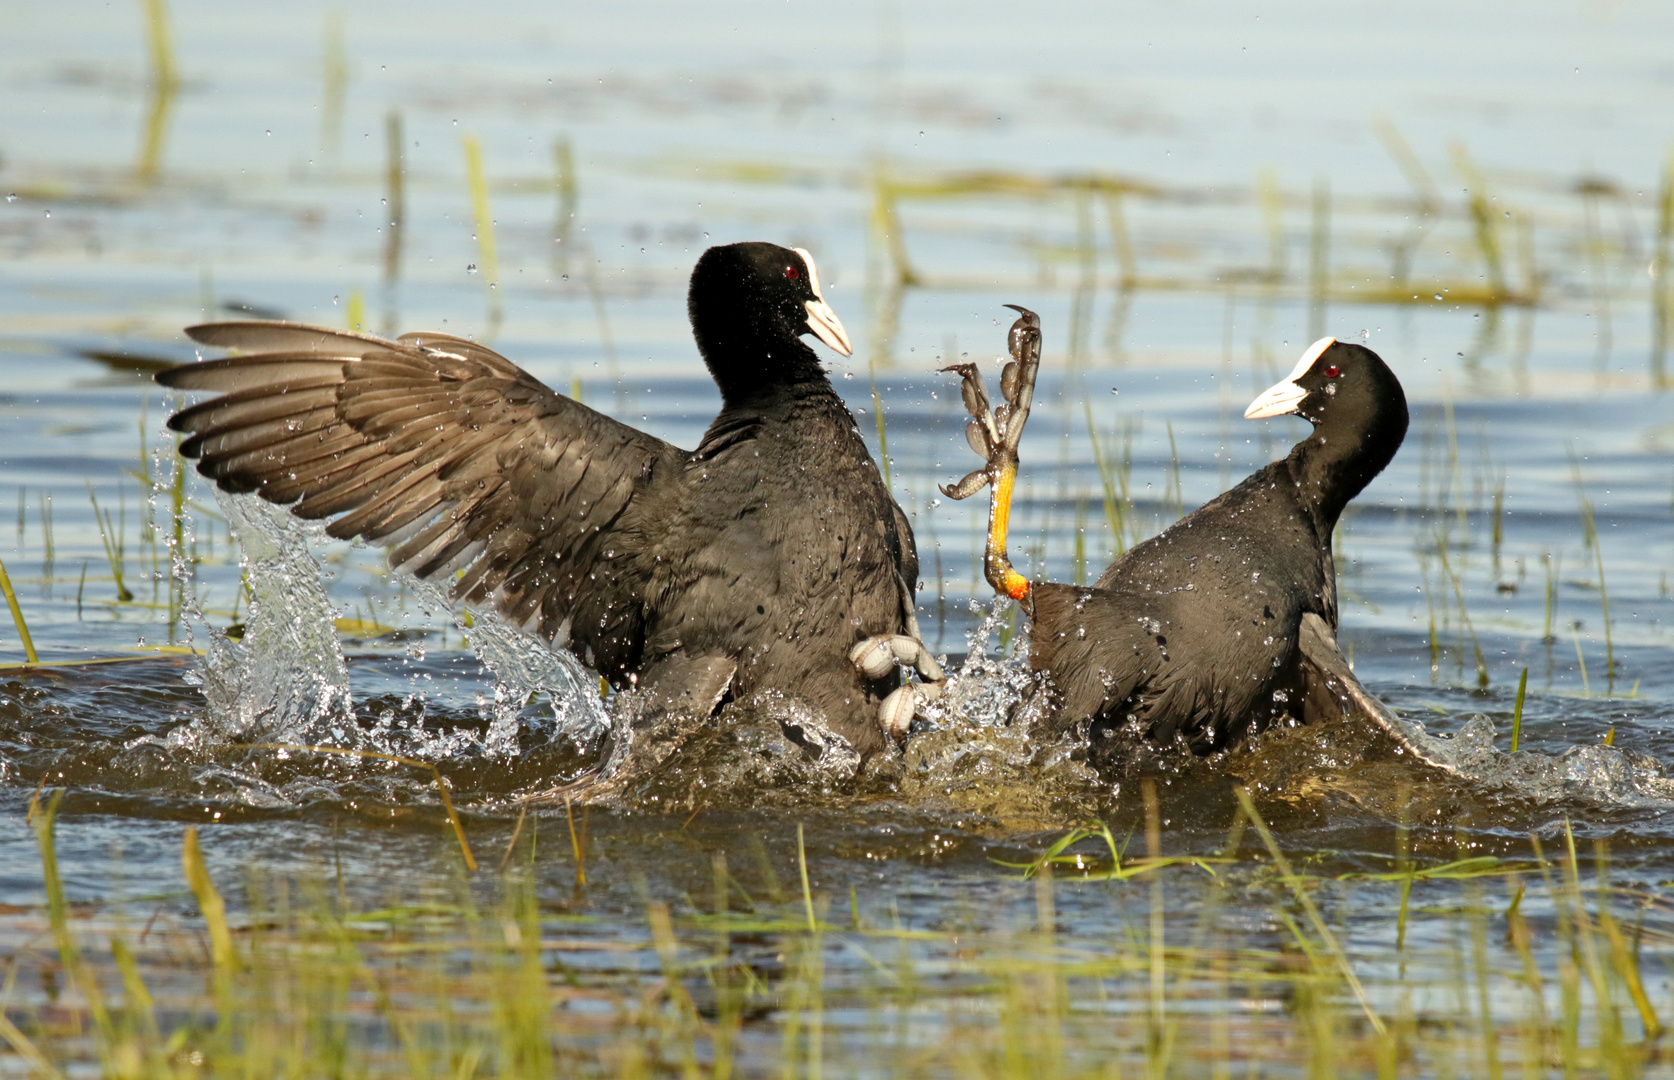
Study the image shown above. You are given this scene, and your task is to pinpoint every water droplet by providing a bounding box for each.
[1433,293,1443,301]
[467,264,478,274]
[4,193,14,202]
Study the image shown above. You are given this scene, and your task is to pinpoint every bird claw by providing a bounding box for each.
[850,632,947,742]
[940,306,1042,493]
[878,685,919,740]
[940,467,990,500]
[849,633,946,683]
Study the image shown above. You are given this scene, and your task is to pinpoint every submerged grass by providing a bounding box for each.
[10,793,1674,1078]
[845,148,1551,318]
[1434,537,1490,690]
[869,367,892,490]
[135,0,179,184]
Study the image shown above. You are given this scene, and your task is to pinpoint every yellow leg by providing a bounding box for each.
[986,461,1032,602]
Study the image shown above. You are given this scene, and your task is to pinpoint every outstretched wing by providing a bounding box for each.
[159,322,687,666]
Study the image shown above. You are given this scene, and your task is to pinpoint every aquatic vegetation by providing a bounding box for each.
[0,555,38,665]
[85,484,134,604]
[9,785,1674,1077]
[462,134,503,336]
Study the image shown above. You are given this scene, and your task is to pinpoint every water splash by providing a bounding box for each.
[898,599,1108,825]
[156,499,1674,820]
[1375,710,1674,809]
[409,580,609,757]
[190,492,353,745]
[175,490,608,763]
[922,598,1042,731]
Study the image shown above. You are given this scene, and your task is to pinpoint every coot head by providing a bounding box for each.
[1245,337,1409,518]
[688,242,852,400]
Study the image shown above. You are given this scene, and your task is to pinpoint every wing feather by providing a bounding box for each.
[180,407,340,461]
[158,356,354,393]
[161,320,685,675]
[185,322,399,354]
[168,381,344,432]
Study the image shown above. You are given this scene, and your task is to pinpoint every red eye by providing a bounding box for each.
[785,265,799,279]
[1324,365,1340,378]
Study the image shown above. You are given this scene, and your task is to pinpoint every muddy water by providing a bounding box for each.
[3,0,1674,1053]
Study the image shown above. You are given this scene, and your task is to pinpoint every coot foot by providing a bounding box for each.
[939,304,1042,603]
[849,574,947,740]
[848,634,946,682]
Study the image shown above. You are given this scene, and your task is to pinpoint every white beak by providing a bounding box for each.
[791,247,853,356]
[1244,336,1335,419]
[804,298,853,357]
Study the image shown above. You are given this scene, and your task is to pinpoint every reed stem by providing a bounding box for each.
[1510,666,1528,752]
[0,556,38,664]
[461,135,502,335]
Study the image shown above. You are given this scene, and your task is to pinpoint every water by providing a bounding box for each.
[4,0,1674,1068]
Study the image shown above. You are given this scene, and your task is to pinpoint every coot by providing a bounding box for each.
[944,311,1414,767]
[159,242,943,755]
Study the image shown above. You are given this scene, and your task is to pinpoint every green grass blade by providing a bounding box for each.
[0,555,38,665]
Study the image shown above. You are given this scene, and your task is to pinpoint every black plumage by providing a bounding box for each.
[159,242,928,755]
[946,319,1410,766]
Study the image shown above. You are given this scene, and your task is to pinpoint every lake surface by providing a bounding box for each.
[4,1,1674,1073]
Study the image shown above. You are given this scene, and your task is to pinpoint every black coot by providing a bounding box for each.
[158,242,943,755]
[944,310,1411,767]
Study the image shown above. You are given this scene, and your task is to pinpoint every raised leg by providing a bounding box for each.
[940,305,1042,606]
[851,305,1043,743]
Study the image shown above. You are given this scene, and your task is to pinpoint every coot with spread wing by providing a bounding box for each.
[159,242,943,754]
